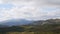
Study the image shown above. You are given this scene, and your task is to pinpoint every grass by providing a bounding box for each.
[5,32,34,34]
[0,32,60,34]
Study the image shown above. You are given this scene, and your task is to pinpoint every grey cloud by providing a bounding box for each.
[46,0,60,5]
[0,0,60,21]
[2,0,60,5]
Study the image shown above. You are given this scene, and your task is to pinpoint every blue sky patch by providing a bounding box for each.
[0,4,14,9]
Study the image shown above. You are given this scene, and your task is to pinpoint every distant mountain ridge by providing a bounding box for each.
[29,19,60,26]
[0,19,32,26]
[0,19,60,26]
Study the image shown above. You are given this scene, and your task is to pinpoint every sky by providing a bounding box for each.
[0,0,60,21]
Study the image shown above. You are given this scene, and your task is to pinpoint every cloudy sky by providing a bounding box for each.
[0,0,60,21]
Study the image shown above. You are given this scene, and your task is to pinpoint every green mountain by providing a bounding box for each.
[29,19,60,26]
[0,19,60,32]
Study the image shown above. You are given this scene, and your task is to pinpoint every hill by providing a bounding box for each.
[0,19,32,26]
[29,19,60,26]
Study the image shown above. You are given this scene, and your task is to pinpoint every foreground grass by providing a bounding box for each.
[0,32,60,34]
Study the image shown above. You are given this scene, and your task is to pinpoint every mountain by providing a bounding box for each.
[0,19,60,32]
[0,19,32,26]
[29,19,60,26]
[45,19,60,24]
[0,19,60,26]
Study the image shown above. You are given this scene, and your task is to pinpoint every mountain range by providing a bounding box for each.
[0,19,60,26]
[0,19,32,26]
[28,19,60,26]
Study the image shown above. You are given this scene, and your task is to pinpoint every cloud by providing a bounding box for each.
[46,0,60,5]
[0,0,60,21]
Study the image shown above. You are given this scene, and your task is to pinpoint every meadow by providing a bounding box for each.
[0,32,60,34]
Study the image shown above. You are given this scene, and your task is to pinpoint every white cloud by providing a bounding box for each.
[0,0,60,21]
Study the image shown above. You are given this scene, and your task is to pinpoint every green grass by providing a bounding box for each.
[0,32,60,34]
